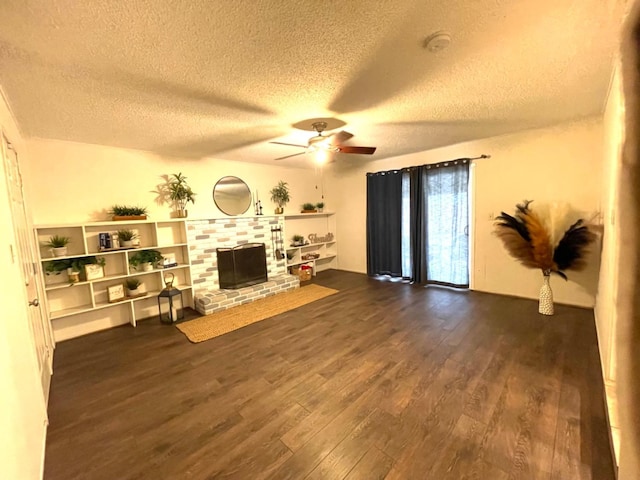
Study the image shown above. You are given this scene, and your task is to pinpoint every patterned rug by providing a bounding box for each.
[176,284,339,343]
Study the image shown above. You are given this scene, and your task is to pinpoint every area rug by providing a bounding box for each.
[176,284,339,343]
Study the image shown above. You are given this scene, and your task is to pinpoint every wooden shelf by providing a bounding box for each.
[36,219,193,339]
[283,212,334,219]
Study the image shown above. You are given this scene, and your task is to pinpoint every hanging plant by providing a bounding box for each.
[494,200,596,279]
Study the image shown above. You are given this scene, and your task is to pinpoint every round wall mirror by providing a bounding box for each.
[213,176,252,216]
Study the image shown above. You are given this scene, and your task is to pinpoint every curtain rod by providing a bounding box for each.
[366,154,491,176]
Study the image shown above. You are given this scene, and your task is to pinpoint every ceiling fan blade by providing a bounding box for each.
[338,146,377,155]
[269,141,307,148]
[274,152,306,161]
[331,130,354,145]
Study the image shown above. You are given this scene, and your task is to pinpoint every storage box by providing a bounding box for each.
[298,269,311,281]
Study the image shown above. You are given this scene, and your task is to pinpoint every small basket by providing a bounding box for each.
[298,269,312,281]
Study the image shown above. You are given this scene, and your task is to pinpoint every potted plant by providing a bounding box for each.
[301,203,317,213]
[168,172,196,218]
[109,205,148,221]
[116,229,139,248]
[316,202,325,213]
[129,249,163,272]
[270,181,290,214]
[45,256,105,283]
[44,235,70,257]
[291,234,305,247]
[125,278,142,297]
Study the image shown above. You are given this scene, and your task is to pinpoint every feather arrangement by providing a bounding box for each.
[494,200,596,280]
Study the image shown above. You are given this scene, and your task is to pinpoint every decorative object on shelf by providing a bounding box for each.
[67,268,80,284]
[301,202,317,213]
[316,202,325,213]
[43,235,70,257]
[98,232,113,250]
[84,263,105,281]
[108,205,148,221]
[291,234,305,247]
[157,273,184,324]
[45,256,105,283]
[270,181,290,214]
[125,278,145,298]
[129,249,163,272]
[44,259,71,276]
[168,172,196,218]
[494,200,597,316]
[307,233,334,243]
[108,284,126,303]
[213,176,252,216]
[286,251,294,260]
[161,253,178,268]
[116,229,139,248]
[301,252,320,260]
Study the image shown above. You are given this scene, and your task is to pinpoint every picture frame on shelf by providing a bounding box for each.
[84,264,105,281]
[107,284,125,303]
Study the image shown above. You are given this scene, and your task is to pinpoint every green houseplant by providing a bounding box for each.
[316,202,324,213]
[45,256,105,283]
[270,181,290,214]
[301,202,317,213]
[291,234,305,247]
[129,250,163,272]
[44,235,70,257]
[116,229,139,248]
[109,205,148,220]
[125,278,142,297]
[168,172,196,218]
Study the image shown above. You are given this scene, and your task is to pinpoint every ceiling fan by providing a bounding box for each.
[270,121,376,161]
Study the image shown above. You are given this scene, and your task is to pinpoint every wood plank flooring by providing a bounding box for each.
[44,270,614,479]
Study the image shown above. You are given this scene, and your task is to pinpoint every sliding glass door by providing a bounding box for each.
[367,159,469,288]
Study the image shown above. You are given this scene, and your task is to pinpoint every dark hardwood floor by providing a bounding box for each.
[44,270,614,480]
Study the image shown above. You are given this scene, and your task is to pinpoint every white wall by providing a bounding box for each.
[333,117,604,307]
[0,89,48,480]
[596,65,624,384]
[23,139,333,225]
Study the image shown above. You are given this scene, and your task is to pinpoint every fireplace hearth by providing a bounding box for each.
[216,243,268,289]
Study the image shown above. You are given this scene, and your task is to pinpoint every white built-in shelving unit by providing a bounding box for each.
[283,212,337,276]
[35,219,192,341]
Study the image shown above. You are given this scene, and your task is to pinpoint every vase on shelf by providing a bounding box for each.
[538,272,554,315]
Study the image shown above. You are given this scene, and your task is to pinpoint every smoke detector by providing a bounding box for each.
[424,32,451,52]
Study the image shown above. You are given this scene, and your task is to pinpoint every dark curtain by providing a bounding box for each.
[409,167,428,283]
[366,171,403,276]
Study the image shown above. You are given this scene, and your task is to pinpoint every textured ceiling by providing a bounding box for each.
[0,0,625,167]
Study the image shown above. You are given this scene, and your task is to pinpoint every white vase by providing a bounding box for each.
[539,274,554,315]
[52,246,67,257]
[121,240,133,248]
[142,262,153,272]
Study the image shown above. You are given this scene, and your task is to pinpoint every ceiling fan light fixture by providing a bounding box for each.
[313,149,331,165]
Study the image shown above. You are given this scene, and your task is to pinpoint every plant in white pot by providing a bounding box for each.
[316,202,324,213]
[125,278,142,297]
[117,229,139,248]
[168,172,196,218]
[129,250,163,272]
[270,181,290,214]
[44,235,70,257]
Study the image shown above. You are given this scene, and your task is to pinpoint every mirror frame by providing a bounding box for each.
[212,176,252,216]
